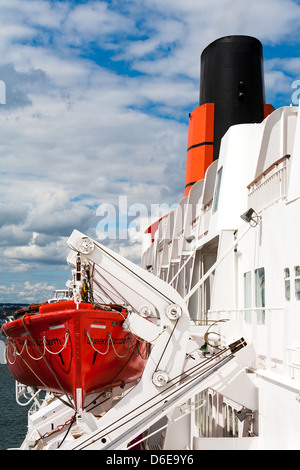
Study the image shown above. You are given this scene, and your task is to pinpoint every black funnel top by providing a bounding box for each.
[200,35,266,160]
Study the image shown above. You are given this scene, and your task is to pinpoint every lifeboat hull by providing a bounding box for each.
[1,301,148,409]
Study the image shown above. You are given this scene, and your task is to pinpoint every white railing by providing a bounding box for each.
[206,307,285,373]
[247,156,289,213]
[15,381,45,414]
[286,345,300,379]
[198,202,212,240]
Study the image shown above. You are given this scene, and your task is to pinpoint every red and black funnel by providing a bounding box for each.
[184,35,273,196]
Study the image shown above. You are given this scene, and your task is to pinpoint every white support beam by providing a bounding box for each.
[67,229,191,388]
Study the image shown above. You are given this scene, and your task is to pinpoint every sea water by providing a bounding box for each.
[0,363,28,450]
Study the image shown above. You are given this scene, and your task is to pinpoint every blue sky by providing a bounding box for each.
[0,0,300,303]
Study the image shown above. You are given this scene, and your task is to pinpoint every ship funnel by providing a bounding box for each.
[184,35,268,196]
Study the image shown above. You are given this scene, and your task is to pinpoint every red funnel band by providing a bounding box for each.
[184,103,214,196]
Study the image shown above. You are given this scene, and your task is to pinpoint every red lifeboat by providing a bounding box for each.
[1,301,149,410]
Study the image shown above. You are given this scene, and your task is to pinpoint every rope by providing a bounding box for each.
[25,340,45,361]
[85,329,111,355]
[84,349,145,413]
[85,329,130,358]
[127,336,150,360]
[29,412,78,449]
[20,316,76,411]
[5,329,70,362]
[43,330,70,355]
[108,331,130,359]
[5,340,26,365]
[204,319,229,349]
[57,412,77,449]
[15,352,50,390]
[4,334,50,390]
[85,327,151,360]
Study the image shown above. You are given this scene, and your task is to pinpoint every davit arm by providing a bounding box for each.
[67,229,191,387]
[61,230,256,450]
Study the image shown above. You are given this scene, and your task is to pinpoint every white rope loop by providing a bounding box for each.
[85,328,130,358]
[85,328,111,356]
[5,329,70,362]
[43,329,70,355]
[5,342,18,365]
[25,340,45,361]
[108,331,130,358]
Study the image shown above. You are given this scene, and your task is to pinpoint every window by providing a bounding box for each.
[195,390,213,436]
[234,412,239,438]
[195,390,207,435]
[284,268,290,301]
[255,268,265,324]
[228,406,234,437]
[222,404,239,438]
[222,403,227,437]
[295,266,300,301]
[208,394,213,437]
[212,167,223,213]
[244,272,252,324]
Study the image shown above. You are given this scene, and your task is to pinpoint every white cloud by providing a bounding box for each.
[0,280,56,303]
[66,1,134,39]
[4,235,69,265]
[120,0,300,81]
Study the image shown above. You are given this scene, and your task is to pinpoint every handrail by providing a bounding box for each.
[247,155,290,189]
[15,382,42,407]
[206,307,285,373]
[208,307,284,313]
[184,225,252,302]
[168,250,195,286]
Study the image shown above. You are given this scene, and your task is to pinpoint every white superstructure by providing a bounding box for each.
[141,104,300,450]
